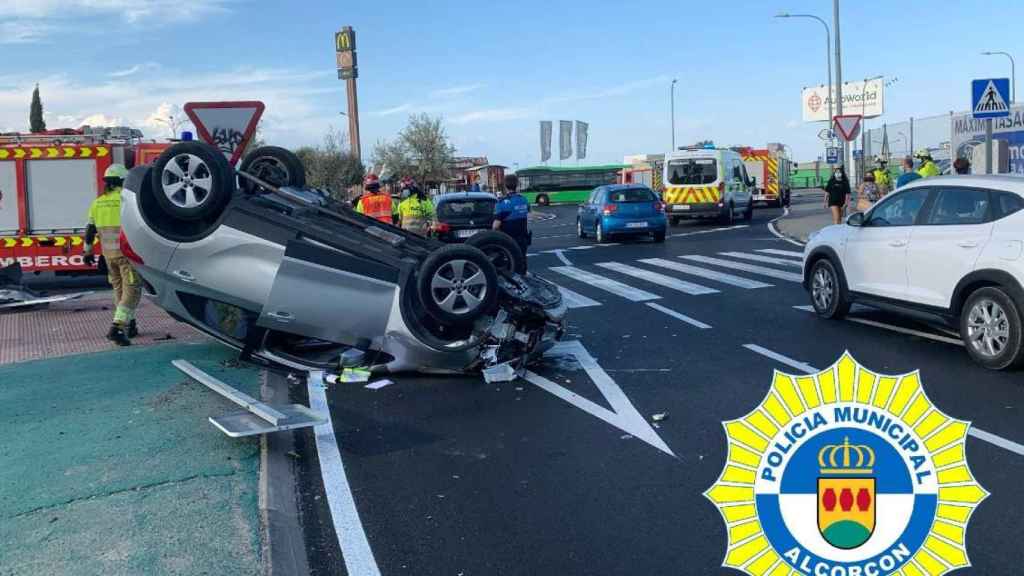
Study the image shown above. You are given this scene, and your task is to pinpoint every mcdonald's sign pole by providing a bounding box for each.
[335,26,361,160]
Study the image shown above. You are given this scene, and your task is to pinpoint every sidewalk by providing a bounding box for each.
[775,188,832,244]
[0,337,267,574]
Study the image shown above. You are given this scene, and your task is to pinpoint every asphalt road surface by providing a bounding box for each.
[309,203,1024,575]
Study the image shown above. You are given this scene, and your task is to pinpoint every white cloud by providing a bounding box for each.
[430,83,484,99]
[450,107,531,125]
[108,62,160,77]
[0,0,233,21]
[0,21,55,44]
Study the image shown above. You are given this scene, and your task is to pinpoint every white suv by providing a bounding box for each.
[803,175,1024,370]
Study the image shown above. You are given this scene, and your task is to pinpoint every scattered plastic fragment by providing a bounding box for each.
[365,379,393,390]
[482,362,517,383]
[651,412,668,422]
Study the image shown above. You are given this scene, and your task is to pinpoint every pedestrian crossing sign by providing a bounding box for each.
[972,78,1011,119]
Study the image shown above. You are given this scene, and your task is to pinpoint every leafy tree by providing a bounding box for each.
[29,84,46,133]
[296,127,364,200]
[372,114,455,183]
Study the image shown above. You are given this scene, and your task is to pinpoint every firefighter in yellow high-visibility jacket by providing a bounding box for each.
[84,164,141,346]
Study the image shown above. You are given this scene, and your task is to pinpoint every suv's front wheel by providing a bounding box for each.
[809,259,850,319]
[960,287,1024,370]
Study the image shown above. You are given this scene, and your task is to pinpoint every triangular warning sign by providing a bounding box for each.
[975,80,1009,114]
[833,114,862,142]
[184,101,265,166]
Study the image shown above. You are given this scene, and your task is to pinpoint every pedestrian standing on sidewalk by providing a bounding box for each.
[856,172,881,212]
[824,165,851,225]
[84,164,141,346]
[896,156,922,189]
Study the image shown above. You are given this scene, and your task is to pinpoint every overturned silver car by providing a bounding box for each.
[120,142,565,373]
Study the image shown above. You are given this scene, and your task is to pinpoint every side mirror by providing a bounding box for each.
[750,177,757,187]
[847,212,865,227]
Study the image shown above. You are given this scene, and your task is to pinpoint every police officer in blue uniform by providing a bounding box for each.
[493,174,531,263]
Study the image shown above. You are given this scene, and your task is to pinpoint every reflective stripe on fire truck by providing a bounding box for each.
[1,236,90,248]
[0,146,109,161]
[741,152,780,198]
[663,186,721,205]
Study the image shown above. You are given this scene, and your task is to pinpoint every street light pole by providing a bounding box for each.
[982,51,1016,103]
[833,0,845,170]
[774,12,832,140]
[671,79,678,150]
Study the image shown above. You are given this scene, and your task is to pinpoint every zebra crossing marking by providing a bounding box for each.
[638,258,773,289]
[680,255,804,282]
[550,266,660,302]
[595,262,719,296]
[719,251,804,268]
[646,303,712,329]
[555,284,602,309]
[756,249,804,258]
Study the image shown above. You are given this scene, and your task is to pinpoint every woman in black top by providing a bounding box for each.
[824,165,851,225]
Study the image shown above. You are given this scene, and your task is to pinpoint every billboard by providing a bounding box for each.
[802,79,885,122]
[951,104,1024,175]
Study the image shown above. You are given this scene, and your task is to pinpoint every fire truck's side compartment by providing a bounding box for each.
[26,160,99,231]
[0,163,17,233]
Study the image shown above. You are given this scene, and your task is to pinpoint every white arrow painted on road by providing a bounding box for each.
[524,340,675,457]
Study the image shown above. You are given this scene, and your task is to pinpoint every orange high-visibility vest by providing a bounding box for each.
[357,193,394,223]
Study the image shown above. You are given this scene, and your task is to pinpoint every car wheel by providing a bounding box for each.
[809,259,850,319]
[720,203,735,225]
[536,194,550,206]
[151,142,235,222]
[743,200,753,221]
[670,216,681,227]
[653,230,666,243]
[960,287,1024,370]
[239,146,306,194]
[465,230,526,275]
[577,218,586,239]
[418,244,498,326]
[595,221,606,243]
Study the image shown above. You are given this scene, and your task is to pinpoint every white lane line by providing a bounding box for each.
[720,251,804,269]
[307,372,382,576]
[681,255,803,282]
[525,340,675,457]
[671,224,749,238]
[767,206,806,248]
[791,306,963,346]
[968,428,1024,457]
[596,261,719,296]
[640,258,773,289]
[554,284,602,309]
[742,346,1024,458]
[568,245,597,250]
[743,344,820,374]
[647,302,712,329]
[550,266,660,302]
[553,250,573,266]
[757,248,805,258]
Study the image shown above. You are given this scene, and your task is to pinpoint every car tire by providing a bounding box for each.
[465,230,526,275]
[536,194,550,206]
[809,258,850,319]
[960,287,1024,370]
[151,142,235,222]
[239,146,306,194]
[743,200,754,221]
[595,221,607,243]
[670,216,681,227]
[418,244,499,326]
[653,230,666,243]
[720,203,735,225]
[577,218,586,239]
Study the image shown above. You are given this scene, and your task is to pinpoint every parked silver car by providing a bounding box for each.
[120,142,565,373]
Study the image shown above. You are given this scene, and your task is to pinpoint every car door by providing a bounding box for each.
[585,189,604,231]
[843,187,931,300]
[905,187,994,308]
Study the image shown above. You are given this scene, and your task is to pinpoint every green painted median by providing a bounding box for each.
[0,343,265,576]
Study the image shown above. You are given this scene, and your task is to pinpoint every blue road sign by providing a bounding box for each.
[972,78,1011,119]
[826,147,840,164]
[852,149,864,160]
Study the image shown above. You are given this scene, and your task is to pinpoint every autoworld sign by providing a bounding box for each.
[802,79,885,122]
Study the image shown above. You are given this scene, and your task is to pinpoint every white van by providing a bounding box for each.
[662,147,755,225]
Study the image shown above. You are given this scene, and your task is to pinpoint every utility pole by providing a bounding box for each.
[670,79,678,150]
[833,0,845,169]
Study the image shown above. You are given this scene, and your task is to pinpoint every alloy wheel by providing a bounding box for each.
[812,266,835,312]
[161,153,213,209]
[966,298,1011,359]
[430,259,488,315]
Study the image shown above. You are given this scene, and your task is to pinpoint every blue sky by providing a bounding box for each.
[1,0,1022,166]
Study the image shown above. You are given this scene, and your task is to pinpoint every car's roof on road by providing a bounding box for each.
[903,174,1024,193]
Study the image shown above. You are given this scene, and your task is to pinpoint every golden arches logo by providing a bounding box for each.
[336,28,355,52]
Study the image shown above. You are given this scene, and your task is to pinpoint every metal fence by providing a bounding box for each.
[859,112,953,183]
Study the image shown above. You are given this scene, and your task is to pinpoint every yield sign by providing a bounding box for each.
[184,101,265,166]
[833,114,862,142]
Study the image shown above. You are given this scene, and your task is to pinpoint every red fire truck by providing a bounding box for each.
[0,130,168,275]
[738,146,792,208]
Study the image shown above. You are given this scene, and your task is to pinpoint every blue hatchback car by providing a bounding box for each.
[577,185,668,243]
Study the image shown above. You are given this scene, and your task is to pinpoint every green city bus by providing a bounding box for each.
[515,165,627,206]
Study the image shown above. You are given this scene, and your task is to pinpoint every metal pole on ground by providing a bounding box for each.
[833,0,845,169]
[986,119,994,174]
[671,79,678,150]
[774,12,832,153]
[982,51,1016,103]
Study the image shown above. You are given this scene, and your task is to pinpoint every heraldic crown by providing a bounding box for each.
[818,437,876,475]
